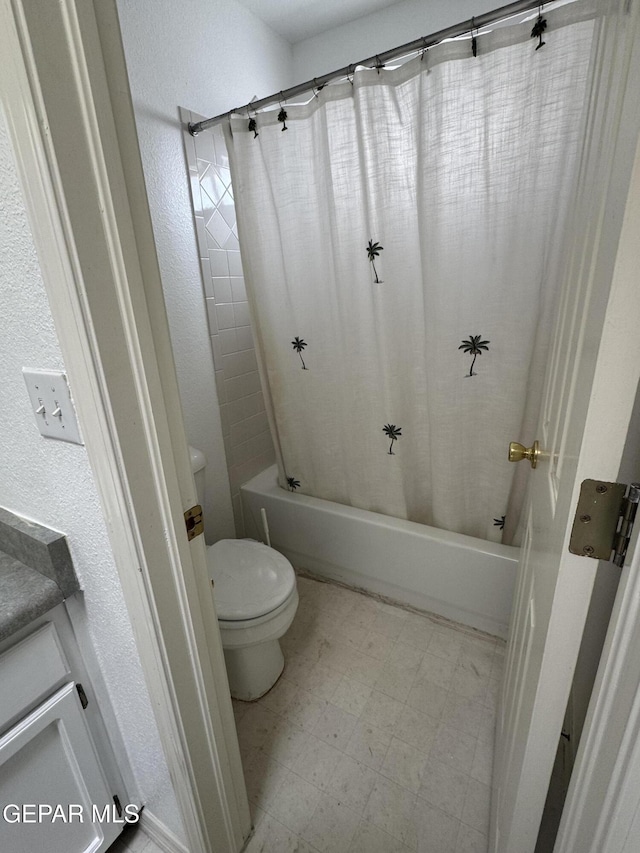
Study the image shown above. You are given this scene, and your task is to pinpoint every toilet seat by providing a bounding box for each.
[218,587,297,629]
[206,538,296,621]
[218,587,299,651]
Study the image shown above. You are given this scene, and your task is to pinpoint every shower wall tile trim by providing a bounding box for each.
[181,108,275,537]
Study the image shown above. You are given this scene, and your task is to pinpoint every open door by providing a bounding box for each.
[491,3,640,851]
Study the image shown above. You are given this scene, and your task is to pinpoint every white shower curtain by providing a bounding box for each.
[225,2,598,542]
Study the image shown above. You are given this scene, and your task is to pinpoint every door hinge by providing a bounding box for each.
[569,480,640,567]
[76,683,89,709]
[184,504,204,541]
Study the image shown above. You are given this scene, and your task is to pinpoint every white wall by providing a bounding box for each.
[292,0,501,81]
[116,0,293,543]
[0,112,184,840]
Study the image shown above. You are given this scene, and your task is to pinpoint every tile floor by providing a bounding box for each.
[235,575,504,853]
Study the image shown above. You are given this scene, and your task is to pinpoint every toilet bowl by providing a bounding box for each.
[189,446,298,699]
[206,538,298,701]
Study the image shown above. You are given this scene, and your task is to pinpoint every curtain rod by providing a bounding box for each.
[188,0,555,135]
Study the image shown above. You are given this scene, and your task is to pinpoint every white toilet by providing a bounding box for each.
[189,447,298,701]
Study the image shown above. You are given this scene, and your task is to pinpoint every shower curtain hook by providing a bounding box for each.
[375,55,384,74]
[277,92,288,131]
[347,64,355,85]
[312,78,325,98]
[420,36,427,61]
[531,2,547,50]
[248,106,259,139]
[471,17,478,58]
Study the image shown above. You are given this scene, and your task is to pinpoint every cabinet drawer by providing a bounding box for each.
[0,622,70,733]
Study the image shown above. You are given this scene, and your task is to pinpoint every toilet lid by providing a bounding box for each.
[206,539,296,621]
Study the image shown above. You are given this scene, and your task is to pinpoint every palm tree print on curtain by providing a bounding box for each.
[493,515,505,530]
[291,337,308,369]
[531,13,547,50]
[459,335,490,376]
[383,424,402,455]
[286,477,301,491]
[367,240,384,283]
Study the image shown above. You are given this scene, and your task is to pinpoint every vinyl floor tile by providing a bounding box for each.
[234,577,498,853]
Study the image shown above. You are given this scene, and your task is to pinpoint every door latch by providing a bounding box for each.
[184,505,204,541]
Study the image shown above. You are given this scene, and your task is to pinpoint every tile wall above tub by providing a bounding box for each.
[181,108,275,535]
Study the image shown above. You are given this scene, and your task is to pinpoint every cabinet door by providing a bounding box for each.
[0,683,123,853]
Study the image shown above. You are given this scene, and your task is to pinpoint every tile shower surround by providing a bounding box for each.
[182,108,275,535]
[235,575,502,853]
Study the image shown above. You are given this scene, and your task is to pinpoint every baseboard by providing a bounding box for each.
[139,810,190,853]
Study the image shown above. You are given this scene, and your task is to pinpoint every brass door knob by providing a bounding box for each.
[509,440,540,469]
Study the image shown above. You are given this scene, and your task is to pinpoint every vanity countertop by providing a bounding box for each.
[0,507,80,643]
[0,553,64,643]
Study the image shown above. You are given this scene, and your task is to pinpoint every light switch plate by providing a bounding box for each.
[23,368,83,445]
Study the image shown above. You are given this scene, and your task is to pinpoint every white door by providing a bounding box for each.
[0,684,122,853]
[491,6,640,851]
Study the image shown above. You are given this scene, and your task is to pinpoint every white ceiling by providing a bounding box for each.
[236,0,406,44]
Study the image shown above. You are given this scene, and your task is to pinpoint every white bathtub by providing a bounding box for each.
[241,465,518,638]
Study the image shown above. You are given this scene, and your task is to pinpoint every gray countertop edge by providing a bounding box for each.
[0,506,80,599]
[0,554,68,643]
[0,507,81,643]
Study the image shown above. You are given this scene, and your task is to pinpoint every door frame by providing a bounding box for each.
[553,133,640,853]
[2,0,249,851]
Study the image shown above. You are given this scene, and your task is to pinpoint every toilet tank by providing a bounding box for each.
[188,446,206,508]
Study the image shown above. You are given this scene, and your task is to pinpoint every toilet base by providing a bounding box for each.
[224,639,285,701]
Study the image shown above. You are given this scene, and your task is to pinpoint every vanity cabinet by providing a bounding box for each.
[0,607,128,853]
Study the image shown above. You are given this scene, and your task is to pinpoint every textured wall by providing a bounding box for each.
[0,112,183,839]
[116,0,293,543]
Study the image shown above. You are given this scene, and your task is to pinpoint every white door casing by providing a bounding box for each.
[1,0,250,850]
[492,2,640,851]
